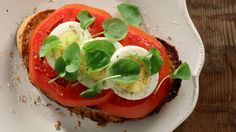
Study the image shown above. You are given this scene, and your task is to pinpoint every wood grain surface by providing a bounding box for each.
[175,0,236,131]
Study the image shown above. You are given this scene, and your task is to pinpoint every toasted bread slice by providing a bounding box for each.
[17,10,55,68]
[16,10,181,125]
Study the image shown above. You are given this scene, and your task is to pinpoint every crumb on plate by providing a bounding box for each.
[53,121,61,131]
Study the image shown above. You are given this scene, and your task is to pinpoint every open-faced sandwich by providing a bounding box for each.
[16,3,191,125]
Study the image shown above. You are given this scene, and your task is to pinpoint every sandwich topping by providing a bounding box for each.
[28,3,191,118]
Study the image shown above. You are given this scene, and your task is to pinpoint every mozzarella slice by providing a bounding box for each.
[106,46,159,100]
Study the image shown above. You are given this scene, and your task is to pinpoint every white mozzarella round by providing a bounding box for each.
[105,46,159,100]
[46,21,91,69]
[78,37,123,88]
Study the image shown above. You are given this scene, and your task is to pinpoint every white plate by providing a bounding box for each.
[0,0,205,132]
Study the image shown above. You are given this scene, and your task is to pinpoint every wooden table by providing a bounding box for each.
[175,0,236,131]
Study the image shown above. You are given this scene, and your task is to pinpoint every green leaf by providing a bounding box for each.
[102,18,128,40]
[83,40,116,71]
[150,48,164,73]
[63,42,80,63]
[117,3,141,26]
[154,62,191,95]
[85,51,110,71]
[82,40,115,56]
[39,35,60,58]
[171,62,191,80]
[64,71,78,81]
[140,48,164,75]
[80,85,101,98]
[109,58,141,83]
[54,56,66,77]
[44,35,58,44]
[63,42,80,73]
[141,57,152,75]
[65,60,80,73]
[77,10,95,30]
[54,42,80,81]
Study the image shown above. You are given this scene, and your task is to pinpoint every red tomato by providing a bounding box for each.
[97,25,172,118]
[29,4,113,106]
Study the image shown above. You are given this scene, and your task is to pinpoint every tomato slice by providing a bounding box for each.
[97,25,172,118]
[29,4,113,106]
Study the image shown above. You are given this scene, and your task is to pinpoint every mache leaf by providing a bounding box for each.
[149,48,164,75]
[141,57,152,75]
[117,3,141,26]
[53,42,80,81]
[82,39,115,56]
[171,62,191,80]
[65,60,80,73]
[77,10,95,30]
[102,18,128,40]
[85,51,110,71]
[154,62,191,94]
[39,35,60,58]
[54,56,66,77]
[80,85,101,98]
[63,71,78,81]
[83,40,116,71]
[140,48,164,75]
[54,56,79,81]
[109,58,141,83]
[63,42,80,73]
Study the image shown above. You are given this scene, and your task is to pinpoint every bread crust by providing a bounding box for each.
[16,10,54,67]
[16,10,181,125]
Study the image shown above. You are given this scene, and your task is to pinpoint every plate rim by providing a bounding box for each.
[170,0,205,130]
[0,0,205,131]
